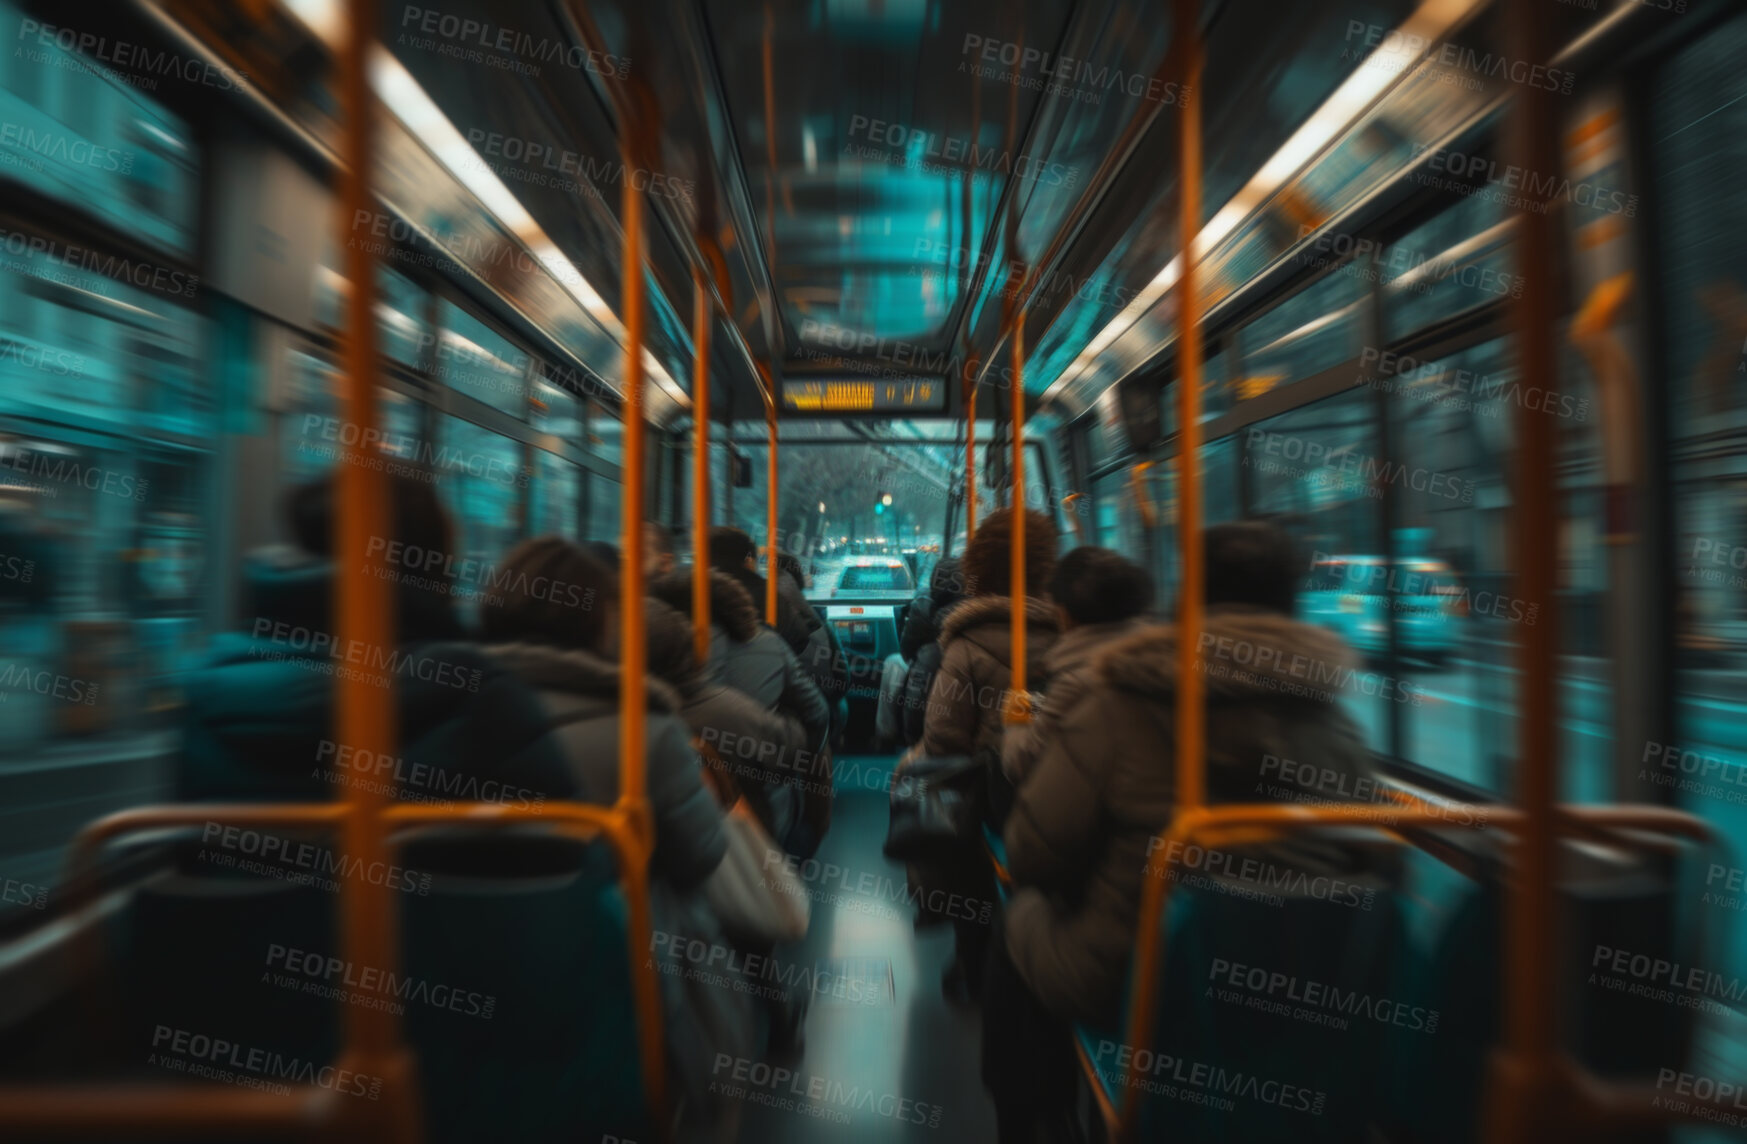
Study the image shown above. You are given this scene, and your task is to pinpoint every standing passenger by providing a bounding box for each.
[984,520,1377,1140]
[917,507,1060,998]
[897,556,967,748]
[1000,547,1155,786]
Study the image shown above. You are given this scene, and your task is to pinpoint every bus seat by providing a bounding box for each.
[108,829,652,1144]
[1082,832,1406,1142]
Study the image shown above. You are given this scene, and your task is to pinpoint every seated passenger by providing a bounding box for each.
[1000,547,1155,787]
[897,556,966,748]
[480,539,726,888]
[650,567,832,854]
[479,538,749,1143]
[178,473,571,804]
[645,521,679,577]
[642,597,817,842]
[984,521,1376,1138]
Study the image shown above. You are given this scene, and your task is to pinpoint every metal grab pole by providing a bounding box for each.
[691,265,712,663]
[1173,0,1206,813]
[618,129,650,841]
[765,393,780,626]
[336,0,399,1062]
[1006,311,1032,721]
[964,382,978,548]
[1486,0,1564,1137]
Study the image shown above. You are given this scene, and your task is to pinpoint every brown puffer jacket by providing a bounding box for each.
[1003,604,1378,1025]
[919,595,1062,762]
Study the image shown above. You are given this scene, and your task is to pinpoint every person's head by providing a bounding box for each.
[1047,547,1155,629]
[644,522,677,576]
[643,597,701,694]
[774,550,806,593]
[481,537,617,653]
[961,508,1058,599]
[1204,520,1301,615]
[707,527,758,572]
[287,472,453,563]
[584,540,620,567]
[928,556,967,610]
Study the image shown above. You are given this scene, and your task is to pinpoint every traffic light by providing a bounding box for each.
[873,502,885,515]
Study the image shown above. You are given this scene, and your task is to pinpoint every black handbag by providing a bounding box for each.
[883,752,991,863]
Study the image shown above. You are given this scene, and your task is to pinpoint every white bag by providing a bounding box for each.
[703,799,810,945]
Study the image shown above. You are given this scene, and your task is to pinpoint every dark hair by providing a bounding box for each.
[1048,547,1154,625]
[961,508,1058,599]
[583,540,620,566]
[643,597,701,695]
[708,527,757,571]
[644,522,675,561]
[1204,520,1300,615]
[480,537,614,651]
[928,556,968,609]
[774,550,806,592]
[287,472,452,562]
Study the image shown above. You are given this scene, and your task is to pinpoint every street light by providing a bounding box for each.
[881,493,893,506]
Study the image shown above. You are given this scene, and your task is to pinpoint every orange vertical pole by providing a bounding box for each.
[335,0,397,1058]
[765,392,780,626]
[618,133,649,835]
[692,265,712,663]
[1173,0,1206,812]
[964,385,978,547]
[1486,0,1563,1137]
[1006,311,1031,714]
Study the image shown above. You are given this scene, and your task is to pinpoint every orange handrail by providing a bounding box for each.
[1060,493,1089,544]
[0,796,669,1139]
[963,383,978,547]
[1095,802,1717,1142]
[618,119,653,857]
[691,263,712,663]
[755,365,780,627]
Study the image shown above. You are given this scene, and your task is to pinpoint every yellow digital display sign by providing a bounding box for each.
[780,379,946,414]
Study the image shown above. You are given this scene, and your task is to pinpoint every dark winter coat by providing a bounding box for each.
[1003,605,1377,1023]
[919,595,1063,762]
[178,547,571,808]
[486,641,727,890]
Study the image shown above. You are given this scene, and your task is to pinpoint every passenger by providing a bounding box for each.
[645,521,679,577]
[642,596,816,841]
[480,539,725,887]
[583,540,620,567]
[919,508,1061,788]
[650,567,832,854]
[707,527,818,666]
[917,508,1059,999]
[479,538,749,1143]
[774,547,849,739]
[1000,547,1155,787]
[897,555,967,748]
[177,473,571,804]
[985,520,1376,1139]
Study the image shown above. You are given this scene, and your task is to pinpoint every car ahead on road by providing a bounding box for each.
[1300,554,1467,666]
[833,557,915,598]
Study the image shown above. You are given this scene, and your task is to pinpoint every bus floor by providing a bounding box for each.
[735,758,997,1143]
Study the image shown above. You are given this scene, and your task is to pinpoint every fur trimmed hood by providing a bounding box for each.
[485,641,681,713]
[1094,605,1359,704]
[650,568,761,644]
[939,594,1061,645]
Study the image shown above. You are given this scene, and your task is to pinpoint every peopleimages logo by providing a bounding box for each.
[397,6,627,77]
[844,115,1078,188]
[1092,1040,1327,1113]
[150,1026,382,1099]
[959,33,1190,107]
[0,123,132,173]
